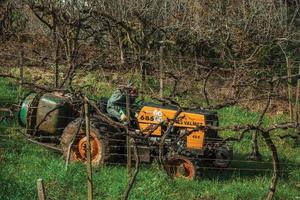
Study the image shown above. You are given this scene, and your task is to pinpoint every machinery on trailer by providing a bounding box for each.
[19,92,232,179]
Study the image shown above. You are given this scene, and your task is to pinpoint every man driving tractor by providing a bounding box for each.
[106,86,138,123]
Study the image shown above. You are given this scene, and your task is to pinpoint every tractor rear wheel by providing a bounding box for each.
[60,118,106,166]
[164,155,201,180]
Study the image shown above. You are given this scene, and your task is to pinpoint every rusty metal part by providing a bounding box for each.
[27,138,62,152]
[0,107,13,122]
[164,155,197,180]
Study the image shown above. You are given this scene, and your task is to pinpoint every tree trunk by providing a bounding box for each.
[248,131,262,161]
[287,58,294,121]
[159,46,164,98]
[294,63,300,122]
[139,49,149,101]
[18,50,24,104]
[119,36,125,65]
[53,27,59,88]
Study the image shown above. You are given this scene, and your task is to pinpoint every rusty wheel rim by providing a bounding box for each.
[166,157,195,180]
[75,132,102,163]
[176,160,194,179]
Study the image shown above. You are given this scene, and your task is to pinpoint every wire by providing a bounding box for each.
[0,131,299,167]
[0,144,299,169]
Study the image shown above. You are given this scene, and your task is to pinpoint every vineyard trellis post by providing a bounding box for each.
[18,50,24,104]
[84,97,93,200]
[287,58,294,121]
[295,62,300,122]
[53,26,59,89]
[159,45,164,98]
[126,90,132,176]
[37,178,46,200]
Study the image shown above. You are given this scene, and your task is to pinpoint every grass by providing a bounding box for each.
[0,75,300,200]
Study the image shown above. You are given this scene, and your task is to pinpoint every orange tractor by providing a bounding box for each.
[19,92,232,179]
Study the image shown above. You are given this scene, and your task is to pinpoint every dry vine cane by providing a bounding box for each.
[122,138,140,200]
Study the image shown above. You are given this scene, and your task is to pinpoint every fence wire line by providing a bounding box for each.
[2,50,300,68]
[1,143,300,168]
[0,127,299,167]
[0,137,297,152]
[0,125,296,145]
[0,91,292,107]
[0,132,287,146]
[1,66,298,86]
[0,149,299,171]
[0,148,298,173]
[0,132,297,153]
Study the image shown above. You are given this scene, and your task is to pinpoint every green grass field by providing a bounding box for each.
[0,77,300,200]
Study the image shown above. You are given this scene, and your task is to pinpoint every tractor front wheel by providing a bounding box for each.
[164,155,200,180]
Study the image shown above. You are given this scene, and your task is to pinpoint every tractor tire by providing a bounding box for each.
[60,118,107,166]
[164,154,201,180]
[213,144,233,168]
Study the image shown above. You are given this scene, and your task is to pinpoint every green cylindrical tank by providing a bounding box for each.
[19,92,76,136]
[35,93,75,135]
[19,93,39,127]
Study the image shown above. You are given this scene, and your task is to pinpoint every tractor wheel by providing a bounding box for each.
[213,144,233,168]
[60,118,106,166]
[164,155,201,180]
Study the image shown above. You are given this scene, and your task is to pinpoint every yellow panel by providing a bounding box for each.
[137,106,207,149]
[137,106,205,127]
[186,130,205,149]
[174,112,205,128]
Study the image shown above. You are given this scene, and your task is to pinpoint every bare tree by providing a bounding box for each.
[27,0,96,88]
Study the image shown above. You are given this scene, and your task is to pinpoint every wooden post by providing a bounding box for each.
[51,15,60,89]
[139,59,145,101]
[37,179,46,200]
[54,39,59,88]
[295,63,300,122]
[287,58,294,121]
[125,90,132,176]
[84,97,93,200]
[119,36,125,65]
[18,50,24,104]
[139,49,149,101]
[159,46,164,98]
